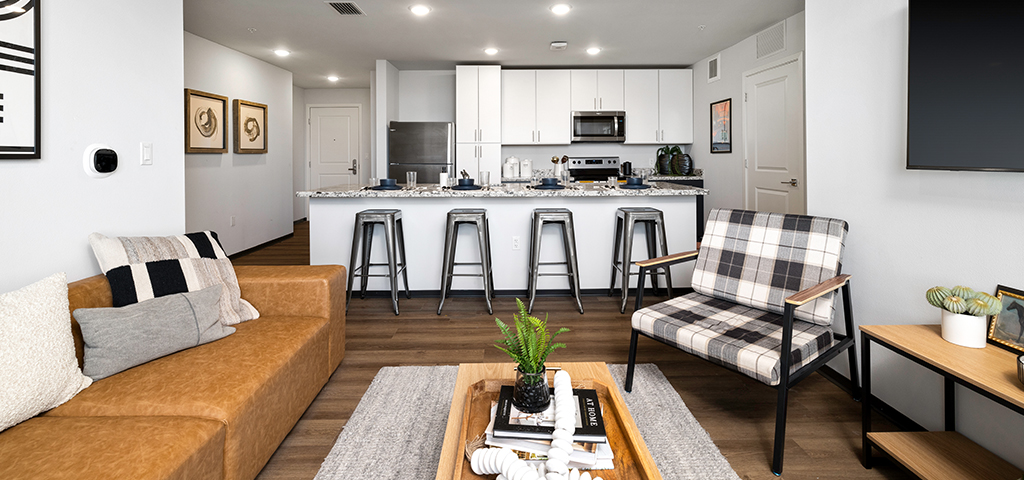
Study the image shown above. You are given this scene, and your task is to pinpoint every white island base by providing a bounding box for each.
[303,183,703,295]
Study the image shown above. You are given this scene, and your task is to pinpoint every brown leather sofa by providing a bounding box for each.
[0,265,346,480]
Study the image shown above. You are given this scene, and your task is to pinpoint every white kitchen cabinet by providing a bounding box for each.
[455,143,502,184]
[456,65,501,144]
[501,70,570,145]
[623,69,692,144]
[571,70,624,111]
[479,143,501,183]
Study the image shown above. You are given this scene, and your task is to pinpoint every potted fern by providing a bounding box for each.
[494,299,569,413]
[926,285,1001,348]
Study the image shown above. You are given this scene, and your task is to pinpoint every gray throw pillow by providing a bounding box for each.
[73,285,235,381]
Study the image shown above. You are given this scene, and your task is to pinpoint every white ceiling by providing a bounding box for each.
[183,0,804,89]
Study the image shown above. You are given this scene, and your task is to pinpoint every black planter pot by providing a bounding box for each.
[672,154,694,176]
[657,154,673,175]
[512,366,550,413]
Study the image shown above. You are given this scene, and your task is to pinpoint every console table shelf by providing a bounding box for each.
[860,324,1024,480]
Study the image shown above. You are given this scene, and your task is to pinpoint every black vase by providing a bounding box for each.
[512,366,550,413]
[672,154,694,176]
[657,154,673,175]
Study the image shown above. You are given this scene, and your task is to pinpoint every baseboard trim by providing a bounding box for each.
[228,231,296,260]
[817,366,926,432]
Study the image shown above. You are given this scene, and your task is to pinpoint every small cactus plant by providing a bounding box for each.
[926,285,1001,316]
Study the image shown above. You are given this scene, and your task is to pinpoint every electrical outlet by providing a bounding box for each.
[512,236,521,250]
[230,216,236,227]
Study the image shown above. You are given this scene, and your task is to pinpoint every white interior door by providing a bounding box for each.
[743,53,805,214]
[310,106,360,189]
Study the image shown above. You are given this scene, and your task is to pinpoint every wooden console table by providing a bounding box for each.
[860,324,1024,479]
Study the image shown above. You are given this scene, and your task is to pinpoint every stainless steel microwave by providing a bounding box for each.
[572,111,625,142]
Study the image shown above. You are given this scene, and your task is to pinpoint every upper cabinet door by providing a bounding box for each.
[477,66,502,143]
[623,70,660,144]
[570,70,598,111]
[456,66,480,143]
[659,69,693,144]
[501,70,537,145]
[535,70,571,144]
[596,70,624,111]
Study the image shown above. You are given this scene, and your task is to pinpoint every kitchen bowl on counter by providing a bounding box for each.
[372,178,402,190]
[621,177,651,190]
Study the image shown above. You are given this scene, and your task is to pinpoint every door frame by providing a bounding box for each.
[305,103,365,201]
[741,51,805,212]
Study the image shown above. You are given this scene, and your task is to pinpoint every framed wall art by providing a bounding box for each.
[185,89,228,154]
[233,99,267,154]
[710,98,731,154]
[988,284,1024,354]
[1,0,41,160]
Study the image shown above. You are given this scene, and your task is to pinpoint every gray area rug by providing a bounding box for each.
[314,364,739,480]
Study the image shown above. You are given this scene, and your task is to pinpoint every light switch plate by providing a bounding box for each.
[141,142,153,165]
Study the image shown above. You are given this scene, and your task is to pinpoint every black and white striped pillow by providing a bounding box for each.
[88,231,259,325]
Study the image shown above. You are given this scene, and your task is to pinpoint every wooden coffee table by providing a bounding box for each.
[434,362,661,480]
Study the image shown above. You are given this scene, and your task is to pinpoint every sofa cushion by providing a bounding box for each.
[0,416,224,480]
[46,315,330,480]
[88,231,259,325]
[74,285,235,381]
[632,291,835,386]
[0,273,92,433]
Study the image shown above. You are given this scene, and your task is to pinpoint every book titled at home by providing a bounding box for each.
[492,385,606,443]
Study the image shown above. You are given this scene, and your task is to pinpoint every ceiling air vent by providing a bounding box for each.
[756,20,786,59]
[325,2,365,16]
[707,54,721,83]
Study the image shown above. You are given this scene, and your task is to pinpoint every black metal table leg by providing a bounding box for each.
[944,377,956,431]
[862,334,873,469]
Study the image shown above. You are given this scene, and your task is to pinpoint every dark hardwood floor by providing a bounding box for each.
[245,221,911,480]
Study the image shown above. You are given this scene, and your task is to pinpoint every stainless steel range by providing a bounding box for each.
[567,156,621,182]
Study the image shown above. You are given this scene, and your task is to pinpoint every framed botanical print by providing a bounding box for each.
[1,0,41,160]
[710,98,731,154]
[185,89,228,153]
[988,285,1024,354]
[233,99,267,154]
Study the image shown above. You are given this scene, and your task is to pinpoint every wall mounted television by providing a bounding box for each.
[907,2,1024,172]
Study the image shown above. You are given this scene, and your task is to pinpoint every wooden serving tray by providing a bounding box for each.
[452,378,660,480]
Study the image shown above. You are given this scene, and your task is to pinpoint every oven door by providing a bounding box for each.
[572,111,625,142]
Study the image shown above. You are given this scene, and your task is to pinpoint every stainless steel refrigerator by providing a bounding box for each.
[388,121,454,184]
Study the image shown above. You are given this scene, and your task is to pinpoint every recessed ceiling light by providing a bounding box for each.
[409,4,431,16]
[550,4,572,15]
[484,48,499,55]
[328,76,339,82]
[587,47,601,55]
[274,49,290,57]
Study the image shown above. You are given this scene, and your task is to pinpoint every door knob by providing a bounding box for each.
[348,159,357,174]
[781,178,798,187]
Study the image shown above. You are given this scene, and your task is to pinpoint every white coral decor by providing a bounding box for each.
[470,370,603,480]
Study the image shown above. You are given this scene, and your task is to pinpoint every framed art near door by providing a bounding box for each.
[710,98,731,154]
[233,99,267,154]
[185,89,228,154]
[989,285,1024,355]
[1,0,41,160]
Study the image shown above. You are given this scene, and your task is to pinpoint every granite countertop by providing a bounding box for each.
[298,181,708,198]
[648,174,703,181]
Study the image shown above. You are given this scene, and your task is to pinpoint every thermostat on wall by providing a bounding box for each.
[84,144,117,178]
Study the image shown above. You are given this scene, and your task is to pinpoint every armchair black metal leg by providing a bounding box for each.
[772,384,790,476]
[625,330,639,392]
[841,283,862,401]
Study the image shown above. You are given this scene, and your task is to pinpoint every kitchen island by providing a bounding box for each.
[298,182,707,294]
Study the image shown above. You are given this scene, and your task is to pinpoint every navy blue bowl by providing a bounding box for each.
[380,178,397,187]
[458,178,475,187]
[541,177,559,185]
[625,177,643,185]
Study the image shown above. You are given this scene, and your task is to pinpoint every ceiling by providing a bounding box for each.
[183,0,804,89]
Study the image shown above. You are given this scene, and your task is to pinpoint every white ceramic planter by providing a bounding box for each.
[941,310,988,348]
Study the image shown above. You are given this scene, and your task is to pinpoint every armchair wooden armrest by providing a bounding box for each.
[635,249,699,268]
[784,274,851,306]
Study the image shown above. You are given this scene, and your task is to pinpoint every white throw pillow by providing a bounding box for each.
[0,273,93,432]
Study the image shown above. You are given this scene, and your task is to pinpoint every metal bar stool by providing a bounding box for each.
[527,208,584,314]
[609,206,673,313]
[437,208,495,315]
[346,209,410,315]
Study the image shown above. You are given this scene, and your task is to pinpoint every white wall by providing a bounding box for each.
[302,88,373,188]
[807,0,1024,467]
[398,70,456,122]
[293,85,306,220]
[0,0,184,293]
[373,60,400,178]
[184,32,293,255]
[691,11,805,220]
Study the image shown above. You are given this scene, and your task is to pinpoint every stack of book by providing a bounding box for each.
[484,385,613,470]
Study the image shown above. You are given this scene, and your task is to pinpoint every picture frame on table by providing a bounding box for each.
[185,89,228,154]
[233,99,267,154]
[987,284,1024,355]
[710,98,731,154]
[1,1,41,160]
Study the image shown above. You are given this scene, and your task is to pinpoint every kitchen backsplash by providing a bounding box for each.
[500,143,692,171]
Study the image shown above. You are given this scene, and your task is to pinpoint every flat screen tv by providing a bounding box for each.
[907,2,1024,172]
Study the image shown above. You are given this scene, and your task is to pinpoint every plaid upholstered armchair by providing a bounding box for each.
[624,209,860,475]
